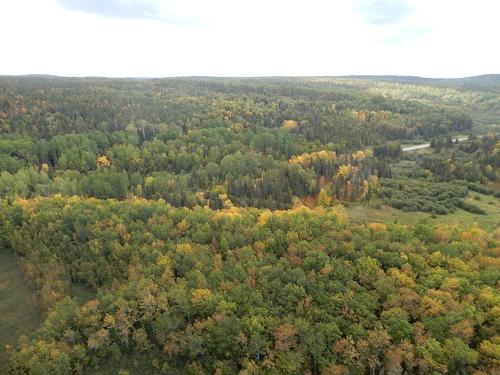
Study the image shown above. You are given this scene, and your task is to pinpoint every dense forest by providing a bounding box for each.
[0,76,496,210]
[0,76,498,374]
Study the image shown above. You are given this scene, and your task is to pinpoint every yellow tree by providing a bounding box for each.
[336,165,352,180]
[97,155,110,168]
[317,188,331,207]
[282,119,298,130]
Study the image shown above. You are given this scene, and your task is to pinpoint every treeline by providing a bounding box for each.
[1,197,498,374]
[0,126,383,209]
[2,125,496,213]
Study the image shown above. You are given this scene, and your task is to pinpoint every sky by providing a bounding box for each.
[0,0,498,78]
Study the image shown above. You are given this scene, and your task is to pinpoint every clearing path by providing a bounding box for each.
[402,137,469,152]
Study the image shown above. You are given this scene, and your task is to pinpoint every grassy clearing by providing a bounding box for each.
[346,192,499,231]
[0,251,43,371]
[0,253,95,372]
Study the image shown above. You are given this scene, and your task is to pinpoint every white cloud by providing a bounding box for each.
[354,0,413,25]
[0,0,498,78]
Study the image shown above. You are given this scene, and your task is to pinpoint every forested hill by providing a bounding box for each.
[337,74,500,89]
[0,75,498,374]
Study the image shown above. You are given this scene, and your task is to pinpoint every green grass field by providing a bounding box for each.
[346,192,500,230]
[0,251,43,371]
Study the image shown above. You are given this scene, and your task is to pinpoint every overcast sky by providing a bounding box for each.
[0,0,498,78]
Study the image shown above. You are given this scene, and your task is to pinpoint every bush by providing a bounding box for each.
[458,201,486,215]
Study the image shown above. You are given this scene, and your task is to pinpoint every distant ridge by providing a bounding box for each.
[342,74,500,81]
[1,73,500,89]
[1,73,499,80]
[341,74,500,89]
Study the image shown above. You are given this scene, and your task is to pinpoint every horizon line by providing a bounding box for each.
[1,73,499,80]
